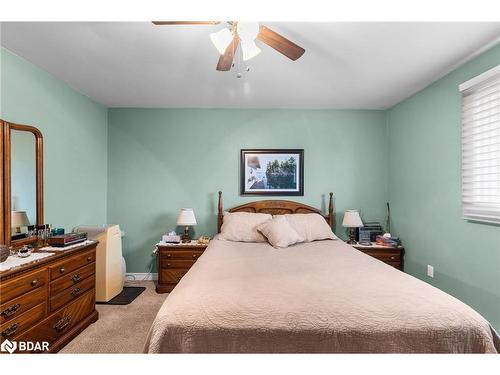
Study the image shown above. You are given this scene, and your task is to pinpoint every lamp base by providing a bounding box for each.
[181,226,191,243]
[346,227,357,245]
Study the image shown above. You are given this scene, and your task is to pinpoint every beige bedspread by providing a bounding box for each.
[144,239,499,353]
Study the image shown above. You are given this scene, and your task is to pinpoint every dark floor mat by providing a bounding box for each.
[96,286,146,305]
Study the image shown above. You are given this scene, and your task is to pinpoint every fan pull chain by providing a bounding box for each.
[234,42,251,78]
[236,41,242,78]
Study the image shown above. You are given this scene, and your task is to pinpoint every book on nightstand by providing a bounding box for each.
[375,235,400,247]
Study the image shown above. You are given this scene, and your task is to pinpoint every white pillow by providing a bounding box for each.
[257,215,305,248]
[219,212,272,242]
[283,213,338,242]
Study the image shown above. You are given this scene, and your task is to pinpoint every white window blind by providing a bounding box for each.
[460,65,500,224]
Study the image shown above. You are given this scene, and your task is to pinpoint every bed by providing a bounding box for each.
[144,193,499,353]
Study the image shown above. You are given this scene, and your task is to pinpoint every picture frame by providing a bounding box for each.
[240,149,304,196]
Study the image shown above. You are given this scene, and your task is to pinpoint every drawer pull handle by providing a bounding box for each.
[166,254,171,258]
[53,316,71,332]
[1,323,19,338]
[167,263,171,267]
[1,304,20,318]
[71,274,81,283]
[87,256,93,262]
[192,254,197,259]
[60,267,66,274]
[31,279,39,287]
[71,287,81,296]
[390,256,396,260]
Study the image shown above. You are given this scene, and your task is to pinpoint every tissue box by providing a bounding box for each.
[162,234,180,243]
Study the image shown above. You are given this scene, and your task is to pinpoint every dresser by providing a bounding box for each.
[155,241,208,293]
[352,243,405,271]
[0,241,98,353]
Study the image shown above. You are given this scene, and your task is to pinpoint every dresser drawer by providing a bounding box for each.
[354,246,404,272]
[0,302,46,341]
[160,268,189,284]
[161,250,204,260]
[49,249,95,281]
[156,243,208,293]
[366,254,402,270]
[18,290,95,352]
[358,249,400,261]
[386,261,402,270]
[50,276,95,312]
[0,286,47,325]
[160,259,196,269]
[50,262,95,296]
[0,268,47,304]
[369,253,401,263]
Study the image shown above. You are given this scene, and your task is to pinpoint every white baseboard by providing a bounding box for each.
[125,272,158,281]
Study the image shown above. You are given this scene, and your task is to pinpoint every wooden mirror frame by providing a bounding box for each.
[1,120,44,246]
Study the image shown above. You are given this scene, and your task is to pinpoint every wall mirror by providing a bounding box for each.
[1,120,44,246]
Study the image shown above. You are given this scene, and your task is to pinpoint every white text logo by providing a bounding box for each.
[0,339,49,353]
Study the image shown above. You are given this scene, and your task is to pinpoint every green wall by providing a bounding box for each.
[1,48,108,230]
[387,44,500,330]
[107,109,388,274]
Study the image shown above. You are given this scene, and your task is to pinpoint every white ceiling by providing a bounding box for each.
[1,22,499,109]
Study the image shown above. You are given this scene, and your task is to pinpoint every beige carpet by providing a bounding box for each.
[60,281,166,353]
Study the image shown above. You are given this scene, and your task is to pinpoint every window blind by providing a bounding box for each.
[460,65,500,224]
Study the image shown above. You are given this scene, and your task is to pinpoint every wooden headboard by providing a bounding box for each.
[217,191,334,233]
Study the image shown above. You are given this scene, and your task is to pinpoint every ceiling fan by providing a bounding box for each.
[152,21,305,72]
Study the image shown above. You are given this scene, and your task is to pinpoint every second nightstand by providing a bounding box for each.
[352,243,405,271]
[155,241,208,293]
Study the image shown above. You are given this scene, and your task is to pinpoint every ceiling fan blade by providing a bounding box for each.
[152,21,220,25]
[257,25,305,61]
[216,35,240,71]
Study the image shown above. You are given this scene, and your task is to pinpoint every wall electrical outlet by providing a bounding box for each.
[427,265,434,278]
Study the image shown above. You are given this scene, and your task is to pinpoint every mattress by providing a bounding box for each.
[144,238,499,353]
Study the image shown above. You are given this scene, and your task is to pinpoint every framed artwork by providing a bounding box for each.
[240,149,304,196]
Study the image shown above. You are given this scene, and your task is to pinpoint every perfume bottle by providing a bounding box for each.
[27,225,35,237]
[37,224,47,246]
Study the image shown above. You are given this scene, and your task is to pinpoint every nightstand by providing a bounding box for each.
[155,241,208,293]
[352,243,405,271]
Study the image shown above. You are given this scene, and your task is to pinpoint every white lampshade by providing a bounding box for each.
[12,211,30,228]
[241,40,261,61]
[177,208,197,226]
[342,210,363,228]
[210,28,233,55]
[237,22,260,41]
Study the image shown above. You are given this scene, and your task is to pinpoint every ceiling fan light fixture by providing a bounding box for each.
[236,22,260,41]
[210,28,233,55]
[241,40,261,61]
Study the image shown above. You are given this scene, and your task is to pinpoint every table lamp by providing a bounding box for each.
[177,208,197,243]
[12,211,30,234]
[342,210,363,244]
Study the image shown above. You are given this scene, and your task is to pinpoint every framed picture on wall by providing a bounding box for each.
[240,149,304,196]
